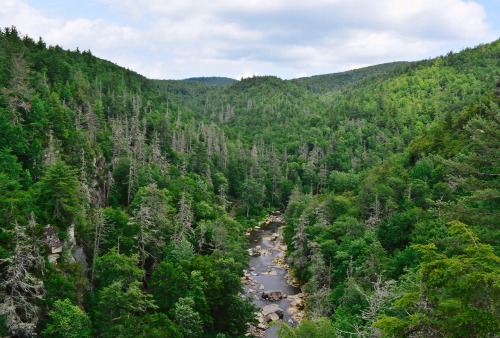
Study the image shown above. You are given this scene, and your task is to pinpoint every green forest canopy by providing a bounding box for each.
[0,26,498,337]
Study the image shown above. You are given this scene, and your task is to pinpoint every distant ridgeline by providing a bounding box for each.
[182,76,237,86]
[0,25,498,337]
[291,61,409,93]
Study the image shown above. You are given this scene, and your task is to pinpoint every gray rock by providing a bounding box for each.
[73,246,88,271]
[67,223,76,247]
[262,304,283,317]
[266,312,280,323]
[249,246,262,256]
[48,253,59,264]
[257,322,267,330]
[43,225,63,254]
[262,290,284,301]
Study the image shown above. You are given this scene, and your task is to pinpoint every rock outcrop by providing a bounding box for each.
[43,225,63,263]
[286,293,305,322]
[42,224,87,270]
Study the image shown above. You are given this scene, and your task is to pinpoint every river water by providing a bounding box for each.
[243,214,304,337]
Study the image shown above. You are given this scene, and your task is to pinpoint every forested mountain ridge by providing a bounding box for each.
[290,61,409,94]
[276,42,500,336]
[183,77,237,86]
[0,26,254,338]
[0,25,498,338]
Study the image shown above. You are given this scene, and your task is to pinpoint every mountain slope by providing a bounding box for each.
[183,76,237,86]
[290,61,408,93]
[0,25,498,337]
[0,27,254,338]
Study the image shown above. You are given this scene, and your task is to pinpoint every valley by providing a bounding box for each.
[0,26,498,337]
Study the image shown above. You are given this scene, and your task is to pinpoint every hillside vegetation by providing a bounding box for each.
[183,77,237,86]
[0,26,498,337]
[291,61,408,94]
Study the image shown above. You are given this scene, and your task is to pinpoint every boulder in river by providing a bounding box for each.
[262,304,284,317]
[265,312,280,323]
[249,245,262,256]
[261,290,284,301]
[257,322,267,331]
[287,293,305,310]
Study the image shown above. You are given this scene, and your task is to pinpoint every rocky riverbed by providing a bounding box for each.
[242,212,305,337]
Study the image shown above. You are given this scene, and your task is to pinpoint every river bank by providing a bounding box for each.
[242,212,306,337]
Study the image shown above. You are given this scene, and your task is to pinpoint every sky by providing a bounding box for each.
[1,0,499,80]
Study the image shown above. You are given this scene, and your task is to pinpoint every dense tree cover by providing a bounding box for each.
[0,26,254,337]
[0,25,499,337]
[276,47,500,336]
[291,61,408,94]
[183,77,237,86]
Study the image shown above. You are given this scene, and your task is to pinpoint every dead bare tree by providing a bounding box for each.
[1,54,33,124]
[0,217,45,337]
[174,193,194,243]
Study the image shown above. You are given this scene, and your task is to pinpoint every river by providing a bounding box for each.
[242,212,305,337]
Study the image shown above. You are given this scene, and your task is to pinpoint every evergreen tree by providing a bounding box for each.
[173,297,203,338]
[42,299,91,338]
[436,103,500,230]
[95,281,158,338]
[376,222,500,337]
[36,159,82,230]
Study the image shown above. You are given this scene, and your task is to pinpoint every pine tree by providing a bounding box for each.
[436,103,500,229]
[174,297,203,338]
[36,159,82,230]
[95,281,158,338]
[240,176,265,217]
[42,299,91,338]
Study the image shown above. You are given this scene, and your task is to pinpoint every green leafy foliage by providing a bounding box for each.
[0,26,498,337]
[94,281,158,338]
[182,76,237,86]
[291,61,408,94]
[375,222,500,337]
[278,318,336,337]
[93,249,143,288]
[174,297,204,338]
[42,299,91,338]
[35,159,83,230]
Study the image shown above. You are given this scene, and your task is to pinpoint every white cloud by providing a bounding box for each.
[294,71,309,79]
[46,19,140,50]
[385,0,489,39]
[1,0,497,79]
[0,0,60,37]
